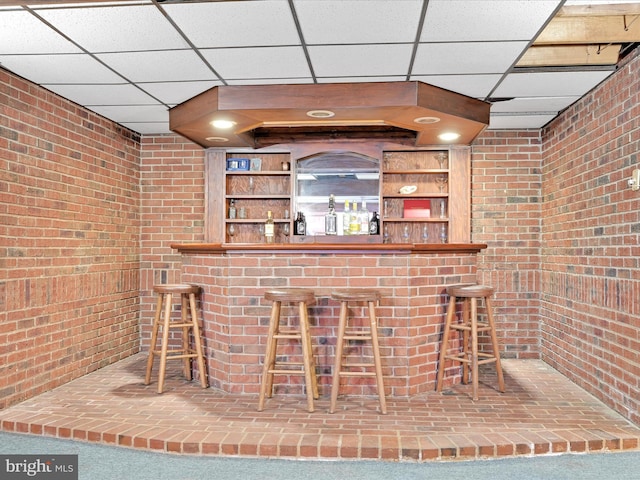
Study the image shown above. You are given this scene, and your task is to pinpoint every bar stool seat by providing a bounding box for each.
[436,284,505,400]
[145,284,207,394]
[330,289,387,414]
[258,288,318,413]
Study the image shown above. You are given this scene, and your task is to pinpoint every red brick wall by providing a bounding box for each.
[138,136,205,346]
[0,68,141,408]
[540,50,640,424]
[472,130,543,360]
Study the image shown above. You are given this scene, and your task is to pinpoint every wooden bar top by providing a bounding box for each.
[171,243,487,254]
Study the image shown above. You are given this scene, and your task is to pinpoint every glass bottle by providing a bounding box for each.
[343,199,350,236]
[349,202,359,235]
[359,200,369,234]
[294,212,306,235]
[369,211,380,235]
[265,211,275,244]
[324,194,337,235]
[228,199,236,219]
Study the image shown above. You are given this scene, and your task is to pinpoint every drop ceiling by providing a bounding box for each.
[1,0,639,140]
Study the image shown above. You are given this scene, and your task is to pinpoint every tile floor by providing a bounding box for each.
[1,354,639,462]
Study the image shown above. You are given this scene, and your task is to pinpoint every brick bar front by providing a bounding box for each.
[172,243,485,398]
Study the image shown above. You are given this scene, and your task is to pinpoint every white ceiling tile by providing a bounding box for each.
[489,114,556,129]
[42,83,159,106]
[38,4,189,52]
[0,10,82,54]
[0,54,124,84]
[96,50,214,82]
[201,47,311,80]
[490,96,581,114]
[422,0,562,41]
[225,78,315,86]
[138,80,222,105]
[120,123,172,135]
[88,104,168,123]
[410,74,502,98]
[493,71,613,97]
[309,45,413,78]
[163,1,299,48]
[317,77,407,83]
[294,0,423,44]
[413,42,529,75]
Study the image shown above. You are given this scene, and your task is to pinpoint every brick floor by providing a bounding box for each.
[1,354,639,461]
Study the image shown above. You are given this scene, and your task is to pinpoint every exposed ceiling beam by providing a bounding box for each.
[536,14,640,44]
[517,44,621,66]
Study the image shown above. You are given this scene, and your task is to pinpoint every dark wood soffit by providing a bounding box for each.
[169,81,490,149]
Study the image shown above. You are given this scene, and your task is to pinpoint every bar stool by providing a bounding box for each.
[144,284,207,394]
[436,284,505,400]
[258,288,318,413]
[330,289,387,414]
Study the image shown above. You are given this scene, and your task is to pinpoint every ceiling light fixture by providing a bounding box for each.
[211,119,236,129]
[306,110,335,118]
[205,136,230,143]
[414,116,440,124]
[438,132,461,142]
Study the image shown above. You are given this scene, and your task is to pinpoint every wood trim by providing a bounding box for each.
[171,242,486,255]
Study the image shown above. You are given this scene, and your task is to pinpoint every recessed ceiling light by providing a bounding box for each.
[414,116,440,124]
[438,132,461,142]
[205,136,229,142]
[306,110,335,118]
[210,119,236,129]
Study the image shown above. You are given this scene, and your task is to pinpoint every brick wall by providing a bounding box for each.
[0,68,141,408]
[540,50,640,424]
[472,130,543,359]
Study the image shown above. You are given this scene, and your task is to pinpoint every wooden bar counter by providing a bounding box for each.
[171,242,486,398]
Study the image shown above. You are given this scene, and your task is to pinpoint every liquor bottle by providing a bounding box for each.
[349,202,359,235]
[228,199,236,219]
[359,200,369,234]
[342,200,350,235]
[294,212,306,235]
[369,211,380,235]
[264,210,275,243]
[324,194,337,235]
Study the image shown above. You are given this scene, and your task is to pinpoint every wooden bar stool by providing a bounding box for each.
[436,284,505,400]
[330,289,387,414]
[145,284,207,394]
[258,288,318,413]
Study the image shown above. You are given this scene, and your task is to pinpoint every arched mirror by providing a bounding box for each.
[295,151,380,236]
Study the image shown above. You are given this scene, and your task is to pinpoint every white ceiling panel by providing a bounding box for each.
[490,96,582,114]
[413,42,530,75]
[0,10,82,54]
[201,46,311,80]
[138,80,222,105]
[88,104,168,123]
[225,78,315,86]
[422,0,563,41]
[0,53,124,83]
[96,50,215,83]
[493,71,614,97]
[295,0,423,44]
[37,4,189,52]
[163,1,299,48]
[309,44,413,78]
[490,114,557,129]
[119,122,172,135]
[411,74,503,98]
[42,83,160,106]
[318,76,408,84]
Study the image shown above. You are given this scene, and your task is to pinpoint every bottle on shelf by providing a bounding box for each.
[265,211,275,244]
[349,202,359,235]
[369,211,380,235]
[324,194,337,235]
[294,212,306,235]
[342,199,350,236]
[228,199,236,219]
[359,200,369,235]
